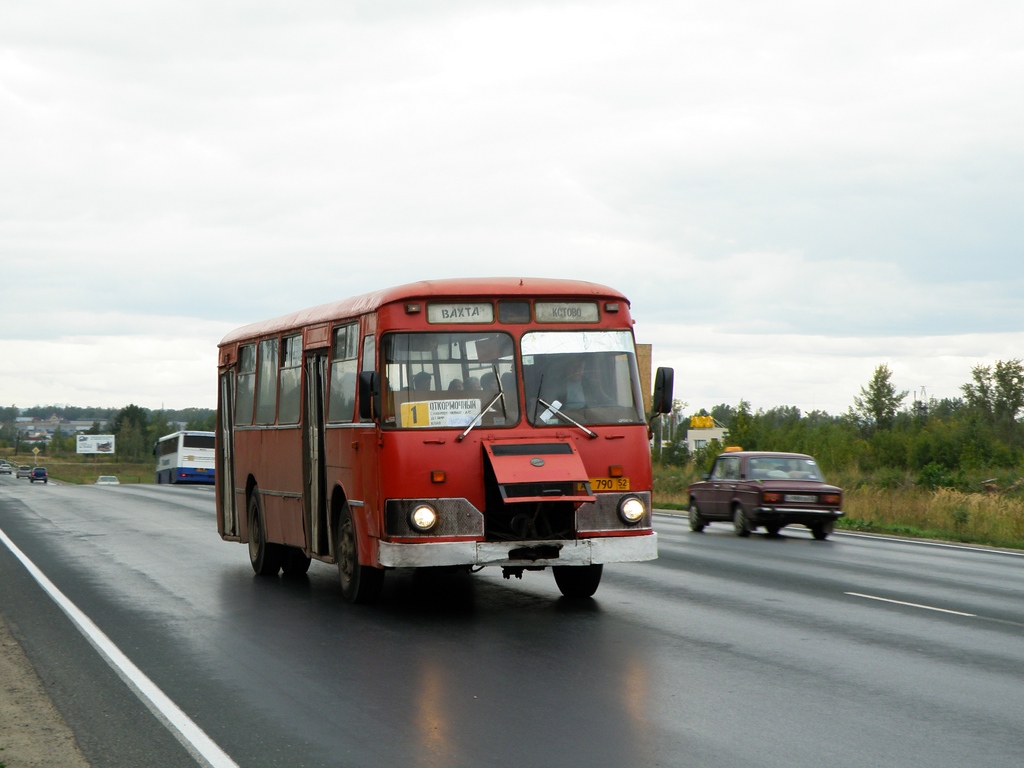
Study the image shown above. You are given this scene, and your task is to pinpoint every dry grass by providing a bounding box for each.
[1,453,154,485]
[652,463,1024,549]
[843,486,1024,548]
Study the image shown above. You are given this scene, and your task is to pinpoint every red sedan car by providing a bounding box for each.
[687,451,843,539]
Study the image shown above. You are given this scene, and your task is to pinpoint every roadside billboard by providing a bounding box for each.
[77,434,116,454]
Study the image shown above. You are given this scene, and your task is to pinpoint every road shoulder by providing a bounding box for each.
[0,612,90,768]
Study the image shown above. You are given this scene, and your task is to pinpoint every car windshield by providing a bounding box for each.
[382,331,519,429]
[522,331,645,427]
[748,457,824,481]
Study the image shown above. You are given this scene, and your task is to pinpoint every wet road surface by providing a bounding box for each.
[2,478,1023,767]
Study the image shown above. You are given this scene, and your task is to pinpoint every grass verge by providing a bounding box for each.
[653,463,1024,550]
[1,454,154,485]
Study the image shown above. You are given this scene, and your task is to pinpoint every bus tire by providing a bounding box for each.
[552,564,603,598]
[336,505,383,604]
[282,547,312,577]
[248,491,283,576]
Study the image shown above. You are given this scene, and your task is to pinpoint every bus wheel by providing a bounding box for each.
[553,564,603,598]
[335,505,383,604]
[282,548,312,577]
[248,492,283,576]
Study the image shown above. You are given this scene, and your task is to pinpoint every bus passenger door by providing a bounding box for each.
[217,370,238,539]
[304,354,329,556]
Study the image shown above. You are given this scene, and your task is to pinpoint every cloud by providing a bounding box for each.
[1,0,1022,408]
[0,333,222,410]
[641,322,1024,415]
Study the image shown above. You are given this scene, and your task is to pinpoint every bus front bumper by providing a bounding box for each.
[377,532,657,569]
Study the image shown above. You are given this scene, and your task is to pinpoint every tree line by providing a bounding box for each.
[0,405,215,460]
[660,360,1024,489]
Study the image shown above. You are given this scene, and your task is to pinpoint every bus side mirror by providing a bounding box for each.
[651,367,674,416]
[358,371,380,421]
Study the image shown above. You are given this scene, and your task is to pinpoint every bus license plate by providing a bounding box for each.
[590,477,630,492]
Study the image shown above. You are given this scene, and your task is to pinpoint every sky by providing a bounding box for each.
[2,0,1023,416]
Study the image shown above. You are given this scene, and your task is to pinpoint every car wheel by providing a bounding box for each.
[553,564,603,598]
[764,523,781,536]
[688,502,706,532]
[248,491,284,576]
[733,505,751,538]
[335,504,384,604]
[810,520,834,541]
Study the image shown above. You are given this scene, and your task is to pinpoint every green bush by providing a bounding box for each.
[917,462,952,490]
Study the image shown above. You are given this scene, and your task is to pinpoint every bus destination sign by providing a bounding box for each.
[534,301,600,323]
[426,302,494,324]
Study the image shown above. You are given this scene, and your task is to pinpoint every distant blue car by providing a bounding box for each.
[29,467,48,484]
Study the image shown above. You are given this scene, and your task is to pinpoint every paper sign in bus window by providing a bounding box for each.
[401,399,482,428]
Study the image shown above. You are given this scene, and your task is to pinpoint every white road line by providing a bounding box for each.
[0,526,239,768]
[834,531,1024,557]
[652,512,1024,558]
[844,591,976,617]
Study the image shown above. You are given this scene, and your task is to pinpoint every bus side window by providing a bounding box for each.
[278,334,302,425]
[235,344,256,426]
[328,324,359,423]
[255,338,279,425]
[360,333,377,422]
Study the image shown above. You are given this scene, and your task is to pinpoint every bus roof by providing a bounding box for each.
[157,430,215,441]
[219,277,630,347]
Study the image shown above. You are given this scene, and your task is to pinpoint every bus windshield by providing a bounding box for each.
[383,331,519,429]
[522,330,645,426]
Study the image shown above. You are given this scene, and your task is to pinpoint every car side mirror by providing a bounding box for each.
[358,371,380,421]
[651,367,674,416]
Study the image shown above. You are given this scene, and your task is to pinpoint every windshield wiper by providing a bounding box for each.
[536,397,598,439]
[457,365,507,442]
[456,391,504,442]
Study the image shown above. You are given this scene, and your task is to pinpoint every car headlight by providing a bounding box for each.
[410,504,439,532]
[618,496,646,525]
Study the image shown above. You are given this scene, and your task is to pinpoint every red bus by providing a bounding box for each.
[216,278,673,602]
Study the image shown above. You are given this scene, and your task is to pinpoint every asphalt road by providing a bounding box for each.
[1,476,1023,768]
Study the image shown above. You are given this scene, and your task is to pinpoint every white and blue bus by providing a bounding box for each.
[155,431,216,484]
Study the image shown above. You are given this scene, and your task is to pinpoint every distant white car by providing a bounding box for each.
[0,463,11,475]
[95,475,120,485]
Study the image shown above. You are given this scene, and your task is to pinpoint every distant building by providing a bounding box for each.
[685,415,729,454]
[16,418,98,443]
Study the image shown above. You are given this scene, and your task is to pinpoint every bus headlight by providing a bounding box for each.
[618,496,646,525]
[410,504,439,532]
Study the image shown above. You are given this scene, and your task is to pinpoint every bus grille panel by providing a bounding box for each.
[385,498,485,538]
[575,491,652,532]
